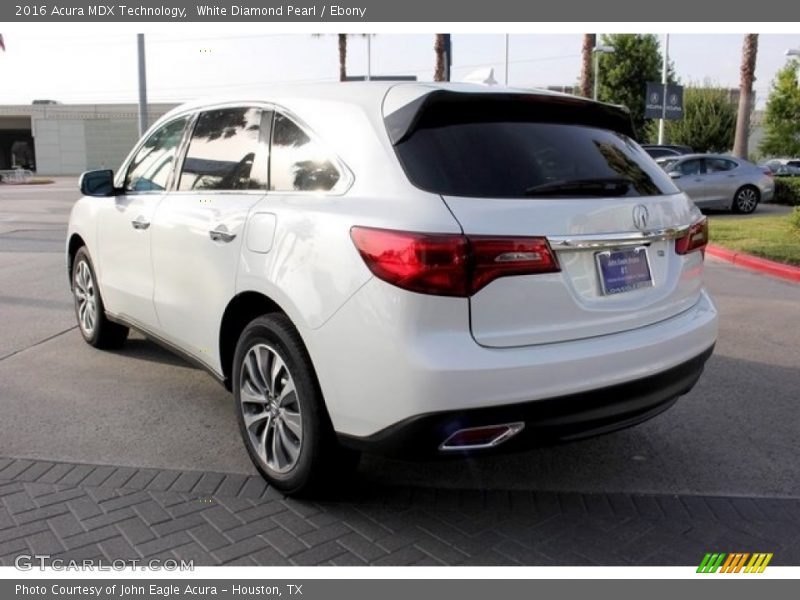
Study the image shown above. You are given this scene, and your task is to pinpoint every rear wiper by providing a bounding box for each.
[524,177,634,197]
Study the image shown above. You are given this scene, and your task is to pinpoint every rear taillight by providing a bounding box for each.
[675,218,709,255]
[350,226,560,297]
[763,167,774,178]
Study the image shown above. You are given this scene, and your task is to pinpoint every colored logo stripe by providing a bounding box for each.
[697,553,773,573]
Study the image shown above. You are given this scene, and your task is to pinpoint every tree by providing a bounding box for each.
[433,33,447,81]
[759,60,800,158]
[733,34,759,158]
[579,34,596,98]
[596,34,674,139]
[313,34,370,82]
[646,86,737,153]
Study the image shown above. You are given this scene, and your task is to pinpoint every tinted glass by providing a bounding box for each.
[707,158,737,172]
[125,117,189,192]
[178,107,264,191]
[394,121,678,198]
[676,159,705,176]
[270,113,341,192]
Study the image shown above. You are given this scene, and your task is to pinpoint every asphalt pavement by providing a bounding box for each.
[0,179,798,565]
[0,179,798,497]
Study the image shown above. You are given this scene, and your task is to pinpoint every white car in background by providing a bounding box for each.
[67,83,718,495]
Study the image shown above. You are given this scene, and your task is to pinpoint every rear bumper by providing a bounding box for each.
[339,344,714,458]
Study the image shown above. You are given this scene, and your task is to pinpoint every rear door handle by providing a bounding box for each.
[131,217,150,230]
[209,227,236,243]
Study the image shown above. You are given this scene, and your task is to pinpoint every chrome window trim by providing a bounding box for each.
[115,101,354,197]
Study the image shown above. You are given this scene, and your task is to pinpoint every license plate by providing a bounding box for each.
[595,246,653,295]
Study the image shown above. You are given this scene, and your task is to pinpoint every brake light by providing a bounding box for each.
[763,167,774,178]
[350,226,560,297]
[675,218,709,255]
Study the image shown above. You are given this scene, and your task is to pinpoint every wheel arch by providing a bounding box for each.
[67,233,87,284]
[218,291,289,391]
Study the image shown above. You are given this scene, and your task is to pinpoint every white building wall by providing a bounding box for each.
[32,118,87,175]
[84,118,140,172]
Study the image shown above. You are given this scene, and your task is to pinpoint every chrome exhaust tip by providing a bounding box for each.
[439,422,525,452]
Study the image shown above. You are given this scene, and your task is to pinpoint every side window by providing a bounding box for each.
[125,116,189,192]
[270,113,341,192]
[178,107,265,191]
[677,159,705,176]
[707,158,736,173]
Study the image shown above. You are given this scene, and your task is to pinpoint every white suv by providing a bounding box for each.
[67,83,718,495]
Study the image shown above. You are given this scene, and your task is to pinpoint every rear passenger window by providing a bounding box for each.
[125,116,189,192]
[707,158,736,172]
[677,159,705,176]
[178,107,265,191]
[270,113,341,192]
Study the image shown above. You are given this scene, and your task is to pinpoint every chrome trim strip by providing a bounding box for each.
[548,225,691,251]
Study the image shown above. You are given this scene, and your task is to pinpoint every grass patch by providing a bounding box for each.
[709,212,800,266]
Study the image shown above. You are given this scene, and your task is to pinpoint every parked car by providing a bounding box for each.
[761,158,800,177]
[656,154,774,214]
[641,144,694,159]
[67,84,718,495]
[642,146,681,159]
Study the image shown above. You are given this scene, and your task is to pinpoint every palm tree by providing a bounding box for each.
[580,34,596,98]
[733,34,759,158]
[434,34,448,82]
[334,34,347,82]
[313,34,369,82]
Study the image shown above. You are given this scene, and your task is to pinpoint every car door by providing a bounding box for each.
[96,115,190,329]
[703,157,739,205]
[672,158,708,206]
[150,106,270,372]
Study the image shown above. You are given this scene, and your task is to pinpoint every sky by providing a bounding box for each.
[0,32,798,109]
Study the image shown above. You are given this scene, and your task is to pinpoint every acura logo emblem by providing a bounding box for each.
[633,204,650,231]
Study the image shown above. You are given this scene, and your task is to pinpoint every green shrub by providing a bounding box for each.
[791,207,800,231]
[772,178,800,206]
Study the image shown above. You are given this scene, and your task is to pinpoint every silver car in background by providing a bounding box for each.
[657,154,774,214]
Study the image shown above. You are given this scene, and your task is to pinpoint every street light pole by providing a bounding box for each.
[136,34,148,137]
[504,34,509,86]
[592,45,614,101]
[658,33,670,145]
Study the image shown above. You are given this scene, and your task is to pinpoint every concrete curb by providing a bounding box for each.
[706,244,800,283]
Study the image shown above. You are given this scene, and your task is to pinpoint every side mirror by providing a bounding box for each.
[79,169,117,197]
[668,171,682,179]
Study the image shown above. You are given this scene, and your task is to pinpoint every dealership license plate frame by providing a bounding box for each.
[595,245,654,295]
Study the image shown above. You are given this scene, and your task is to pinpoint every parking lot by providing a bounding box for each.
[1,178,799,566]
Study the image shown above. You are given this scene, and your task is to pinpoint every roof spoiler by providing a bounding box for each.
[384,90,636,145]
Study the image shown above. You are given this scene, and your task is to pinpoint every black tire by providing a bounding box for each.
[232,313,359,496]
[71,247,129,349]
[732,185,760,214]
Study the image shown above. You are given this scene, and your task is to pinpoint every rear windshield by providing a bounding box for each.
[394,119,679,199]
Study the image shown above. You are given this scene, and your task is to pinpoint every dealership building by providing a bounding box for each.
[0,102,177,175]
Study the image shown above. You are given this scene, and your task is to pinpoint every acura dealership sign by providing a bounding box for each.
[645,82,684,120]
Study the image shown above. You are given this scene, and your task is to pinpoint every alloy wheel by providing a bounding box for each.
[736,188,758,213]
[73,260,97,336]
[239,343,303,474]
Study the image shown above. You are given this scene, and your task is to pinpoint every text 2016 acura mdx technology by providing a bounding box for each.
[67,83,718,495]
